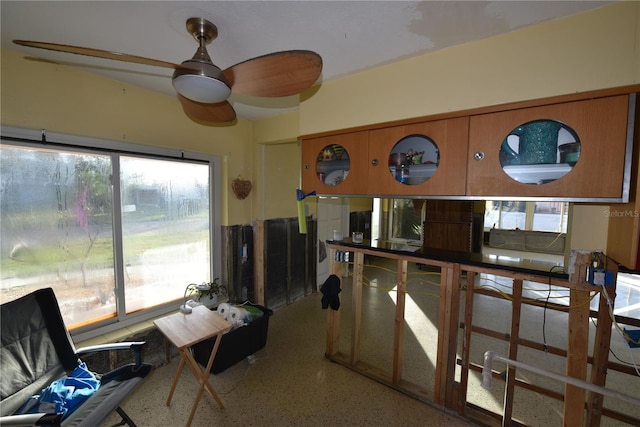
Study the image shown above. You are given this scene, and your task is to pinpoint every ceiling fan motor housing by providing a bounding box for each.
[171,18,231,104]
[172,58,232,104]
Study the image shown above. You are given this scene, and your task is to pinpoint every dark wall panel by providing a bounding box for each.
[349,210,372,239]
[289,219,307,302]
[265,219,289,308]
[223,217,316,310]
[222,224,254,302]
[306,220,317,292]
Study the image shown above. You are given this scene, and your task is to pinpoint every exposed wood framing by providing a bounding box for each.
[253,220,265,306]
[392,259,407,384]
[324,242,634,426]
[503,279,523,426]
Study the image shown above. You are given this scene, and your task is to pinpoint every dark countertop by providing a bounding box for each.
[328,238,568,279]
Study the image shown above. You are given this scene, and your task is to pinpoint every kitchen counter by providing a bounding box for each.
[328,238,568,279]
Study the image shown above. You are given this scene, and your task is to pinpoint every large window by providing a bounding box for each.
[0,129,220,338]
[484,201,568,233]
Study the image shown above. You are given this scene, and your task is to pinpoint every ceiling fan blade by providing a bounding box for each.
[223,50,322,97]
[177,95,236,123]
[13,40,190,70]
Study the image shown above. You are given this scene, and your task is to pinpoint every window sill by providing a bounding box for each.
[75,316,161,349]
[75,297,229,348]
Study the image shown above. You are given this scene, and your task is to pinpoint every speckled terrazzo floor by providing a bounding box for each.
[102,258,639,427]
[101,287,473,426]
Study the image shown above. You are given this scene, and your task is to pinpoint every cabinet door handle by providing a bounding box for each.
[303,163,309,170]
[473,151,485,161]
[371,159,379,166]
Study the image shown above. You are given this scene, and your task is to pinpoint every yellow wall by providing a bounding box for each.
[300,2,640,134]
[349,197,374,213]
[251,112,301,219]
[569,204,610,253]
[2,2,640,250]
[261,142,301,219]
[0,49,255,226]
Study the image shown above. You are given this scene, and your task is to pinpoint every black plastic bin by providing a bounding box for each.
[192,302,273,374]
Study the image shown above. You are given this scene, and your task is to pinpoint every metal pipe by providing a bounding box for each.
[482,351,640,407]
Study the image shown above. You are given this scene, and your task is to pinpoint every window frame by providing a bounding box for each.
[485,200,569,233]
[1,126,222,342]
[372,198,425,245]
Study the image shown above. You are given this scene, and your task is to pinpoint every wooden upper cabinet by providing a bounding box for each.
[368,117,469,196]
[300,131,369,195]
[466,95,631,199]
[300,88,637,200]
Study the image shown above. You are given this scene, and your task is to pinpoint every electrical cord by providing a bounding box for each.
[589,316,637,368]
[542,265,565,353]
[598,281,640,377]
[473,277,585,303]
[352,262,443,298]
[353,258,640,380]
[542,272,552,352]
[214,349,270,395]
[354,257,638,379]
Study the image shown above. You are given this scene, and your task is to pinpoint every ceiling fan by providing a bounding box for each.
[14,17,323,124]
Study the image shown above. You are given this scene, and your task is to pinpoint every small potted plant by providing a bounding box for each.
[188,279,227,307]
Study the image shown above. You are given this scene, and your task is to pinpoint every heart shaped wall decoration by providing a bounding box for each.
[232,177,252,200]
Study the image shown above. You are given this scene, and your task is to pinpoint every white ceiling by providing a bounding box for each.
[1,1,615,122]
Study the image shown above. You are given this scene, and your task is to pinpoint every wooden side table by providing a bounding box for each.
[154,305,233,427]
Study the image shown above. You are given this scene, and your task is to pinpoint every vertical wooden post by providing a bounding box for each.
[253,220,265,306]
[564,288,591,425]
[434,264,450,404]
[458,270,476,414]
[326,308,341,357]
[587,259,618,426]
[351,251,364,365]
[392,259,408,384]
[325,247,342,357]
[434,263,461,406]
[502,279,523,427]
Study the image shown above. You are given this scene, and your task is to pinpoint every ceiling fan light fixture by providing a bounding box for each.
[172,60,231,104]
[173,74,231,104]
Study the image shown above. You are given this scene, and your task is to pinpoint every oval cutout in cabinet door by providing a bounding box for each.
[499,119,581,185]
[315,144,350,186]
[387,134,439,185]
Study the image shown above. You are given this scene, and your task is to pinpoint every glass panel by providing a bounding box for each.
[120,157,211,313]
[500,120,581,184]
[484,201,568,233]
[484,201,500,229]
[532,202,568,233]
[388,135,439,185]
[315,144,350,186]
[391,199,423,241]
[499,201,526,230]
[0,145,116,329]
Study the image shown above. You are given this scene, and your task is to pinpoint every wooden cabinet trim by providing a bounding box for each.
[301,88,637,201]
[466,95,631,199]
[367,117,469,196]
